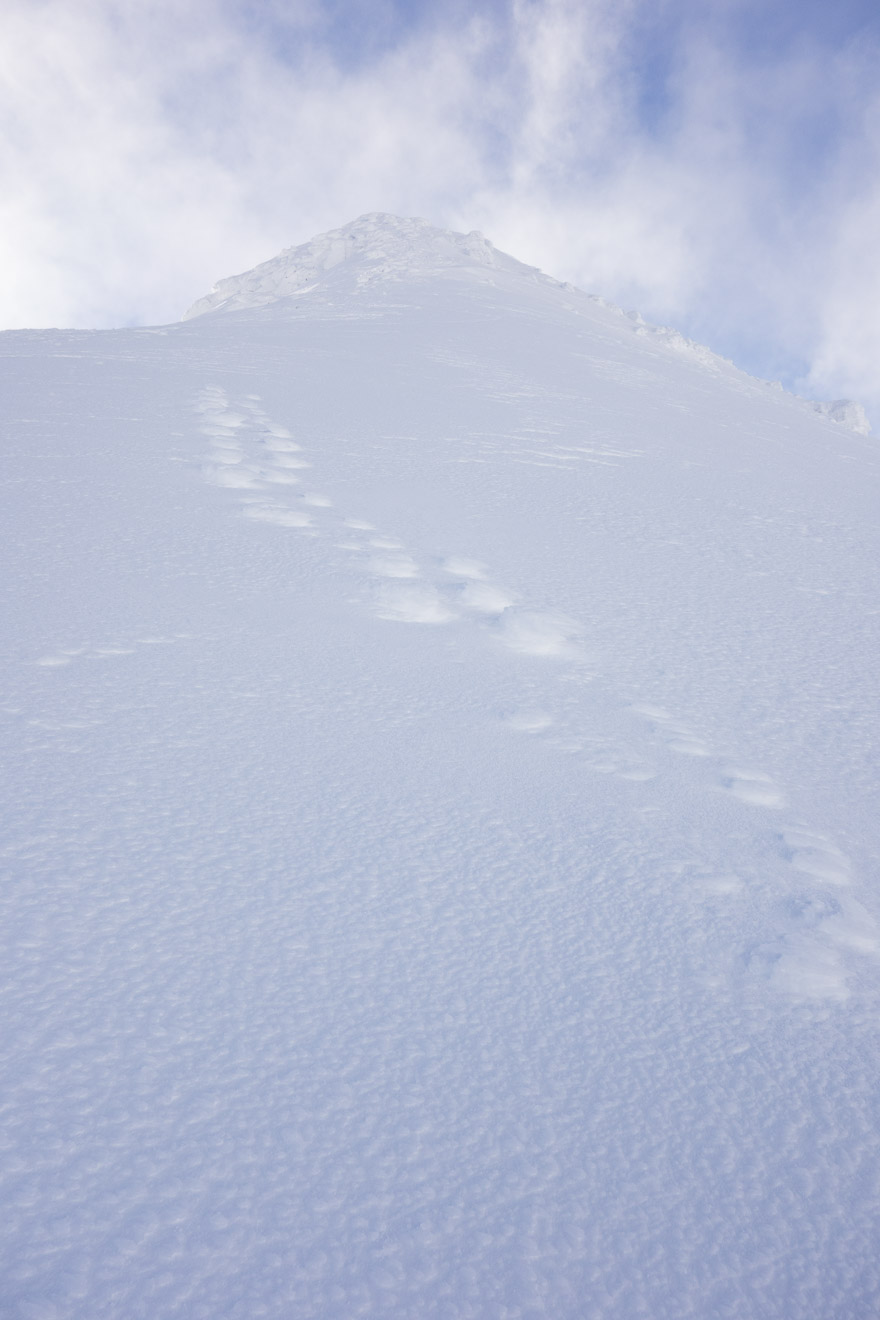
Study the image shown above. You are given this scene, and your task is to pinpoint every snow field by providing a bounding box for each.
[2,222,880,1317]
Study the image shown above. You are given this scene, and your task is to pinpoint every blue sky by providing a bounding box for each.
[1,0,879,419]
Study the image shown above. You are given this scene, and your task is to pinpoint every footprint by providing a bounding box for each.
[241,503,312,529]
[630,704,673,722]
[699,874,745,896]
[785,894,879,952]
[666,730,711,757]
[198,413,243,428]
[547,735,587,754]
[742,880,879,1002]
[441,557,486,579]
[204,465,263,489]
[201,426,241,441]
[630,706,711,756]
[745,937,850,1002]
[369,555,420,579]
[257,467,302,486]
[35,639,170,668]
[375,585,456,625]
[459,582,516,614]
[200,413,247,431]
[207,450,244,465]
[779,827,852,886]
[496,609,582,659]
[720,767,786,808]
[581,744,655,781]
[503,708,554,733]
[260,439,302,453]
[267,455,310,470]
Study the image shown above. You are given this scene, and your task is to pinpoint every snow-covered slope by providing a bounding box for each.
[2,216,880,1319]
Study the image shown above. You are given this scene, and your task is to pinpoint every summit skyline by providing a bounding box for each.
[2,0,879,425]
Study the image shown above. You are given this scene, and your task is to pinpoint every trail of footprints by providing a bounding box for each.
[196,386,583,649]
[627,705,879,1001]
[34,635,184,669]
[193,386,879,1004]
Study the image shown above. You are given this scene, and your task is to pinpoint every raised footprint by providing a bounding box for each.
[779,826,852,886]
[719,766,786,808]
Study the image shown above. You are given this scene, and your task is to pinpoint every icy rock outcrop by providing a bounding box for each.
[626,310,730,371]
[811,398,871,436]
[184,213,552,319]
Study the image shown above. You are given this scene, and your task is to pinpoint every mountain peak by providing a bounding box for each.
[183,213,547,320]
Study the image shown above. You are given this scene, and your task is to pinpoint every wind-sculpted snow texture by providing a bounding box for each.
[2,217,880,1319]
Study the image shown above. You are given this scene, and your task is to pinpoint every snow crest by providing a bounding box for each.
[183,213,551,319]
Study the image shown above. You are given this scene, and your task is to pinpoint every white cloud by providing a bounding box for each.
[1,0,878,421]
[0,0,493,324]
[800,93,880,414]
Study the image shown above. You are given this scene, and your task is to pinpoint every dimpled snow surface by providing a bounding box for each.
[2,215,880,1319]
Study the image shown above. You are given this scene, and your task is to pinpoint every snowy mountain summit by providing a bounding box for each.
[183,212,553,319]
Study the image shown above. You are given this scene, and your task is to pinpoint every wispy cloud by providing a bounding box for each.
[1,0,878,417]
